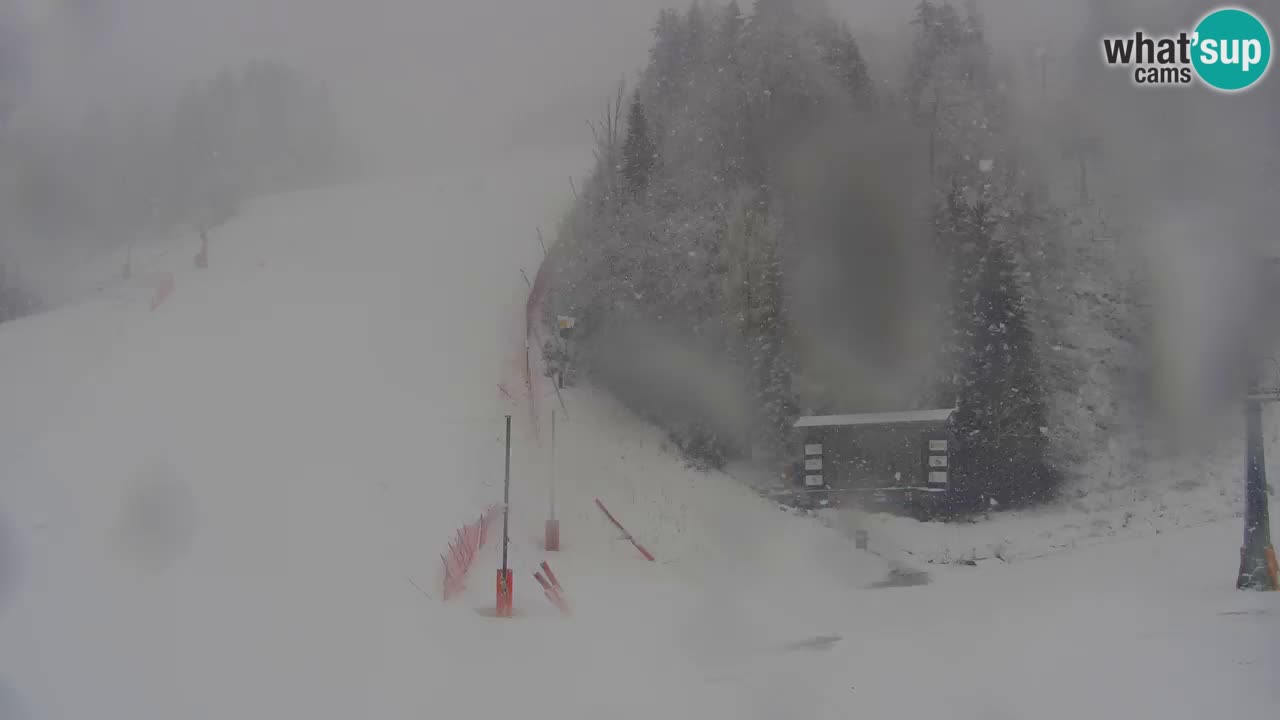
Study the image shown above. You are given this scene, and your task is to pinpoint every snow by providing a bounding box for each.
[795,407,956,427]
[0,148,1276,719]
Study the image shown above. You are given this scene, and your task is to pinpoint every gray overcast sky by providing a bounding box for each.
[18,0,691,169]
[12,1,1262,175]
[12,0,935,171]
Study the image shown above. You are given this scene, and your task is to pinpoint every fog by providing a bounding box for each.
[3,0,1279,443]
[0,2,1277,716]
[4,1,922,166]
[10,0,684,168]
[6,1,1272,186]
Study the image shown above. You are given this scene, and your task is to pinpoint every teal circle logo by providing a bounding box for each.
[1192,8,1271,91]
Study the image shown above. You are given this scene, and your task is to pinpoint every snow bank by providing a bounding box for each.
[817,402,1279,567]
[0,146,1272,720]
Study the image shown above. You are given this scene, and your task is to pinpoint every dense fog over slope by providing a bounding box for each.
[0,1,1274,481]
[0,2,1277,718]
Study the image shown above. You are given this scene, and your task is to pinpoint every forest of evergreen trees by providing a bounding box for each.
[544,0,1145,508]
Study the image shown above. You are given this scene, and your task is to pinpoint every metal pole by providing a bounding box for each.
[1238,258,1280,590]
[502,414,511,574]
[1238,393,1274,589]
[550,410,557,522]
[551,368,569,420]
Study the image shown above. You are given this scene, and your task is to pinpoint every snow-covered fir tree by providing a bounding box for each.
[546,0,1147,509]
[949,200,1055,506]
[622,94,657,194]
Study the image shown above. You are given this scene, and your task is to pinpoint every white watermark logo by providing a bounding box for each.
[1101,6,1271,92]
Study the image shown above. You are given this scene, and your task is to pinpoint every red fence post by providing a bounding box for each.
[540,561,562,593]
[496,569,514,617]
[533,567,570,616]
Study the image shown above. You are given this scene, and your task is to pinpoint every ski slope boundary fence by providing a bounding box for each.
[441,504,503,601]
[595,498,656,562]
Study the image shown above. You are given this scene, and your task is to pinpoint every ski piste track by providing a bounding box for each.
[439,232,661,612]
[437,217,544,606]
[0,158,1275,719]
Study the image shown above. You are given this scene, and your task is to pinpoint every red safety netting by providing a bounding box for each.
[441,505,503,601]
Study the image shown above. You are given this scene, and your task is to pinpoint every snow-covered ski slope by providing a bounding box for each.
[0,149,1276,719]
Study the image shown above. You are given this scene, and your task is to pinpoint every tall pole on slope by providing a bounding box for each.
[497,415,515,616]
[545,410,560,551]
[551,410,557,522]
[1237,388,1274,590]
[1239,257,1279,591]
[503,414,511,571]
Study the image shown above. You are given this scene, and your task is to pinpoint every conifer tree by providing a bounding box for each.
[815,20,872,106]
[710,0,750,184]
[650,9,687,105]
[684,2,709,74]
[718,0,745,59]
[931,184,978,407]
[622,94,657,193]
[747,213,794,456]
[952,201,1055,506]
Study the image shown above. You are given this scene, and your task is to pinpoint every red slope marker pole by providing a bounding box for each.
[534,570,551,593]
[533,570,570,616]
[540,561,563,593]
[594,498,655,562]
[533,571,558,611]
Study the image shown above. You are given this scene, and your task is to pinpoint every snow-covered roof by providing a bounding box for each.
[793,408,956,429]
